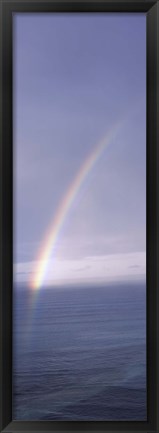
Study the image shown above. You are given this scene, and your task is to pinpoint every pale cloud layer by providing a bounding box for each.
[14,251,146,286]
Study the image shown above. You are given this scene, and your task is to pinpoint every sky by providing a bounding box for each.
[13,13,146,287]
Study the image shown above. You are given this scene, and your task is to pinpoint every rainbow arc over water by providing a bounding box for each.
[30,118,124,291]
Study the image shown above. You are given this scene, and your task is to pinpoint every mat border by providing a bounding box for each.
[0,1,159,432]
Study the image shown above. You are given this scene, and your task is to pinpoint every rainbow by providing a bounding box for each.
[30,119,123,291]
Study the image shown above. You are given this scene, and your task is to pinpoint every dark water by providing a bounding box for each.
[13,282,146,420]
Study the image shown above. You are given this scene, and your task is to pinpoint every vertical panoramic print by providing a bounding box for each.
[13,13,146,420]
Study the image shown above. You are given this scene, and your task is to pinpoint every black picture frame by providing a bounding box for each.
[0,1,159,432]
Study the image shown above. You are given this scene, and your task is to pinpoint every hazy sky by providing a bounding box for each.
[13,13,146,286]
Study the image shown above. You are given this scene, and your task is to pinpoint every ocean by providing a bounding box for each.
[13,281,146,421]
